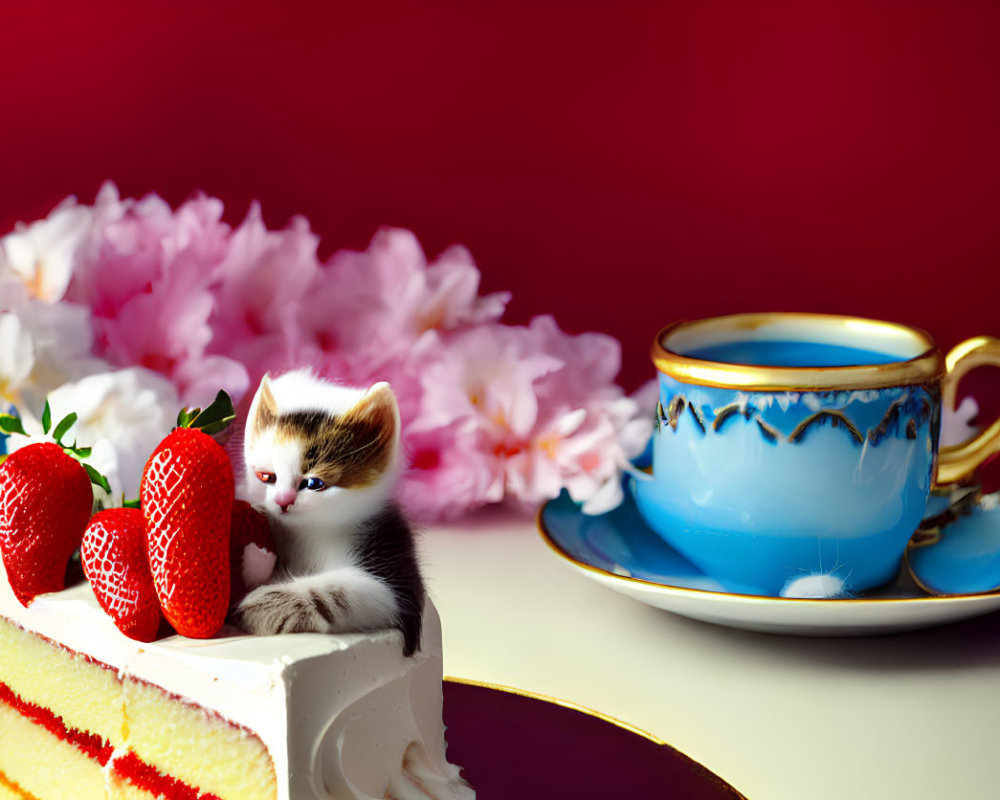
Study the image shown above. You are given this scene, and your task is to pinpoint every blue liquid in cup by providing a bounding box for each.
[683,340,902,368]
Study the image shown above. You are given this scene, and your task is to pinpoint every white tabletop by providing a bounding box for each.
[421,507,1000,800]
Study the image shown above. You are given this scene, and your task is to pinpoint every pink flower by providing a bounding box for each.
[523,317,653,513]
[6,185,651,522]
[306,228,509,369]
[402,316,650,519]
[413,323,562,439]
[67,185,248,407]
[208,203,324,394]
[941,395,980,447]
[299,227,513,456]
[396,420,504,521]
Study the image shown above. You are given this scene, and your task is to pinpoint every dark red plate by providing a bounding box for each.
[442,680,745,799]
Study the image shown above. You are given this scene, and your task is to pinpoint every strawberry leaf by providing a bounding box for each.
[0,415,26,437]
[82,463,112,494]
[41,401,51,435]
[182,391,235,436]
[52,412,77,445]
[122,496,141,509]
[176,406,200,428]
[199,419,233,436]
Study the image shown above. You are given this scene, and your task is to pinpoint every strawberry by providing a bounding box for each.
[0,407,109,607]
[81,508,161,642]
[229,499,277,606]
[141,392,235,639]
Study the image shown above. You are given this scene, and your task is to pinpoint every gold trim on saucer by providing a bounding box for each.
[651,313,943,391]
[535,503,999,605]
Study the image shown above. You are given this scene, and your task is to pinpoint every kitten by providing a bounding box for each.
[233,370,425,656]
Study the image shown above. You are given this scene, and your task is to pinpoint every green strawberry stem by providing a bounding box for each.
[0,405,111,494]
[175,390,235,436]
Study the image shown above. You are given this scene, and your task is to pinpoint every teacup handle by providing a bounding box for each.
[936,335,1000,485]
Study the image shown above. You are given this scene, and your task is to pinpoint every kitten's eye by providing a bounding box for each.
[256,471,276,484]
[299,476,326,492]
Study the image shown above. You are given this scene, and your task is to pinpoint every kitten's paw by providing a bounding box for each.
[235,585,341,635]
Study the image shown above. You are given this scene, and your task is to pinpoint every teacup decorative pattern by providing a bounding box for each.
[631,313,1000,598]
[655,384,938,449]
[639,378,938,596]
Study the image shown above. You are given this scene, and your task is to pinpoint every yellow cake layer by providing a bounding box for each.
[0,617,123,749]
[123,679,277,799]
[0,702,106,800]
[0,616,277,800]
[0,770,39,800]
[103,775,157,800]
[0,782,25,800]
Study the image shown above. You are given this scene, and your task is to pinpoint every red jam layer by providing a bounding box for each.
[0,680,112,765]
[111,751,222,800]
[0,680,221,800]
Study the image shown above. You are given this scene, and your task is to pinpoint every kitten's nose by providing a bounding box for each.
[274,488,296,513]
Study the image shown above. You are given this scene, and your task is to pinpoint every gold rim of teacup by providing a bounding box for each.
[651,312,944,391]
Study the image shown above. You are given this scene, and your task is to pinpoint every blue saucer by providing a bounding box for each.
[539,485,729,594]
[907,492,1000,595]
[538,485,1000,636]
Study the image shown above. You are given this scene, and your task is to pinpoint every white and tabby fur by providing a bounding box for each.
[233,370,424,655]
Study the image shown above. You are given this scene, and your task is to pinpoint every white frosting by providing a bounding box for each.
[0,562,473,800]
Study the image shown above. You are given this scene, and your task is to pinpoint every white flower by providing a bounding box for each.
[569,386,655,516]
[0,197,93,303]
[9,368,179,503]
[0,301,106,416]
[0,313,34,401]
[0,197,106,415]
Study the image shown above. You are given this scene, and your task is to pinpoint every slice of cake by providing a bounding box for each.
[0,560,473,800]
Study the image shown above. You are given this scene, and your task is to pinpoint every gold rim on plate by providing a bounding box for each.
[443,676,749,799]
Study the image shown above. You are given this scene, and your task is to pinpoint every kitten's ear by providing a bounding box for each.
[249,374,279,437]
[345,382,399,435]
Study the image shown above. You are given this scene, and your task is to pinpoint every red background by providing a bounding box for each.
[0,1,998,396]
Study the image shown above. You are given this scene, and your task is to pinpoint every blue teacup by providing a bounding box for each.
[630,313,1000,597]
